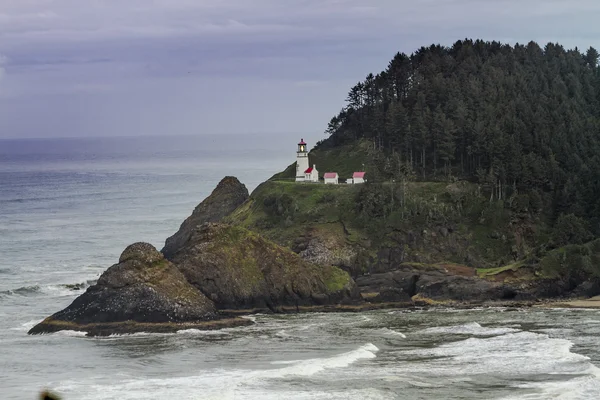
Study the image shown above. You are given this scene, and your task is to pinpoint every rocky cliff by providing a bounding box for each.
[162,176,249,258]
[30,178,359,336]
[28,243,239,336]
[227,175,600,303]
[171,222,358,310]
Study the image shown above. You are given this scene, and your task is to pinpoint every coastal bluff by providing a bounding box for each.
[29,177,359,336]
[29,173,600,337]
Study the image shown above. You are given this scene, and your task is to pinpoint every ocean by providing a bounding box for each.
[1,135,600,400]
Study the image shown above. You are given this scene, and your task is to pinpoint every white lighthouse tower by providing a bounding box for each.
[295,138,310,182]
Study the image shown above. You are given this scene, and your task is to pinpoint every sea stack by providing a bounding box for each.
[28,243,242,336]
[161,176,249,258]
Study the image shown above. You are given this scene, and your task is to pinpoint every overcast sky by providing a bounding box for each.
[0,0,599,140]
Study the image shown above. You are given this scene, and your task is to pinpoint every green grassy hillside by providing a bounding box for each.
[226,175,552,275]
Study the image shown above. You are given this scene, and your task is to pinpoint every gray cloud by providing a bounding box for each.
[1,0,600,139]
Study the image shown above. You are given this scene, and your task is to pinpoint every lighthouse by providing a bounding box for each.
[295,138,310,182]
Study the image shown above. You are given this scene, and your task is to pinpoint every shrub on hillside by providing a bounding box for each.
[262,193,297,219]
[551,213,593,248]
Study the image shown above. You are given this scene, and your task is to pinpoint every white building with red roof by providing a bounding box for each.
[352,171,366,184]
[304,165,319,183]
[324,172,339,185]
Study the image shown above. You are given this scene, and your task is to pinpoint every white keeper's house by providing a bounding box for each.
[352,171,366,184]
[324,172,339,184]
[304,165,319,182]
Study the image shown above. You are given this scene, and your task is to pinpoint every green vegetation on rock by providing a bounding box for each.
[172,223,358,310]
[537,239,600,279]
[228,177,550,275]
[322,265,352,292]
[477,261,527,278]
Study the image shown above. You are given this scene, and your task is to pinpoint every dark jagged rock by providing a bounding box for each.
[170,222,360,311]
[162,176,249,259]
[28,243,231,336]
[356,263,518,303]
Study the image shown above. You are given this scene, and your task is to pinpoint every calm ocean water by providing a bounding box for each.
[1,135,600,399]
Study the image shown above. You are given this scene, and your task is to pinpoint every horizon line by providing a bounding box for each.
[0,131,323,141]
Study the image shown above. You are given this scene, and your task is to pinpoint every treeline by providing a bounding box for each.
[320,39,600,233]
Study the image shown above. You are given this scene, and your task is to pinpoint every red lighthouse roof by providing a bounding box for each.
[298,138,307,145]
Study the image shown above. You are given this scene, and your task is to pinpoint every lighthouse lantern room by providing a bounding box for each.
[295,138,310,182]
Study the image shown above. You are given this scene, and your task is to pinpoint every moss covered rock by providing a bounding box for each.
[162,176,249,258]
[29,243,222,336]
[171,223,359,310]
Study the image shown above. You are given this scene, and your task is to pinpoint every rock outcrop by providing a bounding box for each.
[356,263,518,303]
[293,225,359,275]
[28,243,247,336]
[171,223,359,310]
[29,177,361,336]
[162,176,249,259]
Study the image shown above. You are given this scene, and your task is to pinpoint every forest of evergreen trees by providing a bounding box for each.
[319,39,600,235]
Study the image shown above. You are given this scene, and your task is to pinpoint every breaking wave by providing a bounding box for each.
[10,319,43,332]
[420,322,520,336]
[376,328,407,338]
[269,343,379,377]
[0,284,42,296]
[1,280,95,298]
[51,343,381,399]
[177,329,232,337]
[53,330,88,338]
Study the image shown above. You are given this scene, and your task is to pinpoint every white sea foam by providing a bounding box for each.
[376,327,407,338]
[269,343,379,377]
[52,343,380,400]
[581,318,600,324]
[499,375,600,400]
[275,329,291,338]
[102,332,169,338]
[177,329,231,336]
[389,331,600,398]
[42,284,86,297]
[10,319,42,331]
[295,323,318,331]
[241,315,257,323]
[400,331,598,379]
[420,322,520,336]
[56,375,390,400]
[53,330,88,337]
[534,327,574,336]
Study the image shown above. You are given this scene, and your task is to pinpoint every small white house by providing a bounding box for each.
[352,172,366,184]
[346,178,353,184]
[304,165,319,183]
[324,172,339,185]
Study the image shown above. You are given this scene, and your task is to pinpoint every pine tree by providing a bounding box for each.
[318,40,600,234]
